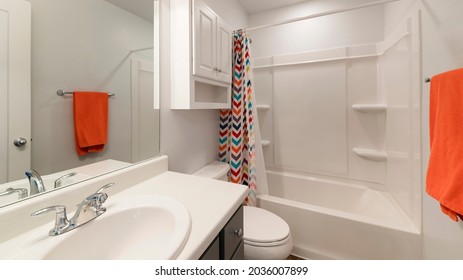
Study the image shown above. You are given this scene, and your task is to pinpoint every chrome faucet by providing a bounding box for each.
[54,172,77,189]
[25,169,46,195]
[31,183,115,236]
[31,205,69,236]
[68,183,114,227]
[0,187,28,200]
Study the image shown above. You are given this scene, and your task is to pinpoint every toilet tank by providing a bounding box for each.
[193,161,229,181]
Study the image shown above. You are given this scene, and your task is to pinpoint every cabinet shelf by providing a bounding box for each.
[352,104,387,112]
[353,148,387,162]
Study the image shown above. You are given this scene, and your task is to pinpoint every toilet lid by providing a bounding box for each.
[243,206,290,243]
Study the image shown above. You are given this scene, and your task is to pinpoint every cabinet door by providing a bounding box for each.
[216,17,232,84]
[193,0,216,80]
[221,206,243,260]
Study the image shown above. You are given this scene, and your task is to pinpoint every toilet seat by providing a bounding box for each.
[243,206,291,247]
[244,236,291,247]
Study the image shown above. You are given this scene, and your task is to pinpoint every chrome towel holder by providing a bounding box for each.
[56,90,115,97]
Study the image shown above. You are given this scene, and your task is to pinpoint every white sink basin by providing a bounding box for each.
[0,195,191,260]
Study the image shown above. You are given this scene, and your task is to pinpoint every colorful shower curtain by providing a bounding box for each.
[219,32,257,206]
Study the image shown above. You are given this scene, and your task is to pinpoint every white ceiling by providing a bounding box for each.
[238,0,311,14]
[105,0,154,23]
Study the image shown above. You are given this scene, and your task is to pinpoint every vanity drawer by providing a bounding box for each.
[221,205,243,260]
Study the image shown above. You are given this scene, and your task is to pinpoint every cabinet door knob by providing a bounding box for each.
[218,68,223,73]
[233,228,243,238]
[213,67,219,72]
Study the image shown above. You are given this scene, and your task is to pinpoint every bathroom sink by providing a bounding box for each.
[2,195,191,260]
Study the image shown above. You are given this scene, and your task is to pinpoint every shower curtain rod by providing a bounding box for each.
[240,0,401,33]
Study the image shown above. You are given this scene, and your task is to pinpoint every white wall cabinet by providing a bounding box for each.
[193,1,232,84]
[215,18,232,83]
[171,0,232,109]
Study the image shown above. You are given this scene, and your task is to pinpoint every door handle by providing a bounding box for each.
[14,137,28,147]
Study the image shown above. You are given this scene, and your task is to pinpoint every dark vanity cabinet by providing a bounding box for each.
[200,235,220,260]
[200,205,244,260]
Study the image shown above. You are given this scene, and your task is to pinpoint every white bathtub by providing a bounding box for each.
[257,170,422,259]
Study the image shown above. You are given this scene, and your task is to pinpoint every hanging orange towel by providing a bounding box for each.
[73,92,108,156]
[426,68,463,221]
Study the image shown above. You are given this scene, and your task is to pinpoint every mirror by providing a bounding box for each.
[0,0,160,207]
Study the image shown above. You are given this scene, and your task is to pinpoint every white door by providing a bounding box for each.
[131,55,158,163]
[216,17,232,84]
[193,0,216,80]
[0,0,31,183]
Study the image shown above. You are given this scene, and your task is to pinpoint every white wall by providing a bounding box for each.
[249,0,384,57]
[159,0,248,173]
[386,0,463,259]
[418,0,463,259]
[202,0,248,30]
[29,0,153,174]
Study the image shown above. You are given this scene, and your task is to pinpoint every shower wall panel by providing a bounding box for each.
[254,53,386,186]
[273,62,348,176]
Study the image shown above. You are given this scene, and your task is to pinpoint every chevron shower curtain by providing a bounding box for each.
[219,32,257,206]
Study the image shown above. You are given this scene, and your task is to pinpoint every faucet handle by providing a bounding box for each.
[75,183,115,215]
[0,188,28,199]
[31,205,65,216]
[31,205,70,236]
[96,182,115,194]
[54,172,77,189]
[86,193,108,205]
[83,193,108,215]
[91,183,115,214]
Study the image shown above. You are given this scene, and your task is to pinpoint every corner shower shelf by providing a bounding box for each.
[261,140,271,147]
[352,104,387,113]
[353,148,387,162]
[256,104,270,111]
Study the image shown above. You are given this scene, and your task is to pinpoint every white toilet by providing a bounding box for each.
[194,161,293,260]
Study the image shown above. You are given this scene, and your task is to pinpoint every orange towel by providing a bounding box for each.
[426,68,463,221]
[73,92,108,156]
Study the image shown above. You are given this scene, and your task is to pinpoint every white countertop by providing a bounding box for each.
[0,156,248,260]
[116,171,248,259]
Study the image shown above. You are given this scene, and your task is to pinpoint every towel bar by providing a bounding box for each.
[425,78,430,83]
[56,90,115,97]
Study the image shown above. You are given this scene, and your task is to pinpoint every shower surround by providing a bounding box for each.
[251,2,422,259]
